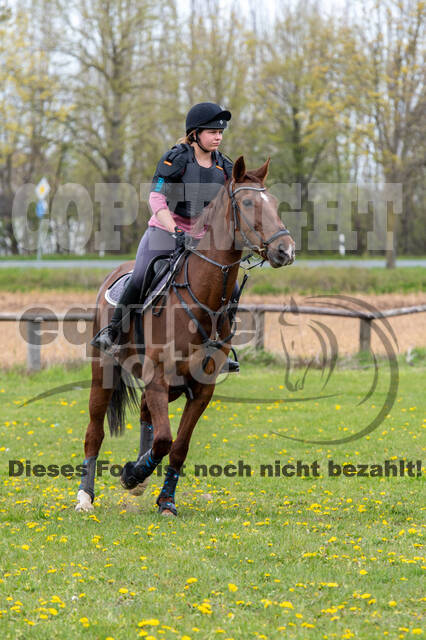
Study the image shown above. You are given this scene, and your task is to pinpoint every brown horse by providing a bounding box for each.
[75,156,295,515]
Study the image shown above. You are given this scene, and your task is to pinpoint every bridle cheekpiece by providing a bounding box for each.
[228,180,290,258]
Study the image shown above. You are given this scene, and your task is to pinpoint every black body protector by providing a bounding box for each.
[151,144,233,219]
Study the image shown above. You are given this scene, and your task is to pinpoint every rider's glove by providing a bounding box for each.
[173,226,191,250]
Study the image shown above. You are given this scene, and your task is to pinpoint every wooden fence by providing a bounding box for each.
[0,304,425,372]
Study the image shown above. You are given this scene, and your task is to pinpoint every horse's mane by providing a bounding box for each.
[189,182,228,235]
[190,172,265,235]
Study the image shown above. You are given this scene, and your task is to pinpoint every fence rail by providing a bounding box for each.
[1,304,425,372]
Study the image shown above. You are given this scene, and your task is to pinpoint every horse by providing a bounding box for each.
[75,156,295,515]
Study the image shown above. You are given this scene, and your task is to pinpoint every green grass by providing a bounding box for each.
[0,362,424,639]
[0,268,112,292]
[0,265,425,295]
[246,266,426,295]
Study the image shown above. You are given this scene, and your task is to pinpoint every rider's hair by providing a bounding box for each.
[176,129,197,145]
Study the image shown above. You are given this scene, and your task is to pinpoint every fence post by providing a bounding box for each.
[254,309,265,350]
[359,318,372,353]
[27,318,42,372]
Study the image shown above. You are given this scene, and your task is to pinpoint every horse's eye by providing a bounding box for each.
[242,199,253,207]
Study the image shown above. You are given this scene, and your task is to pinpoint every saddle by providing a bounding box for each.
[105,252,185,312]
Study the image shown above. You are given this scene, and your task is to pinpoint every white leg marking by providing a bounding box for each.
[75,489,94,512]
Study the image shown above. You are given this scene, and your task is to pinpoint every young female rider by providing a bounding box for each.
[91,102,239,372]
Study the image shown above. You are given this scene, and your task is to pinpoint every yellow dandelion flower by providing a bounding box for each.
[228,583,238,592]
[138,619,160,627]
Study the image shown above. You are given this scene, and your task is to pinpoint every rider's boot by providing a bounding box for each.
[91,280,140,354]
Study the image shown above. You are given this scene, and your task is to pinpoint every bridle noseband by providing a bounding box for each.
[229,181,291,257]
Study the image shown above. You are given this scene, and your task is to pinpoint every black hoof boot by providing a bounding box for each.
[120,449,161,491]
[158,500,177,516]
[120,462,140,490]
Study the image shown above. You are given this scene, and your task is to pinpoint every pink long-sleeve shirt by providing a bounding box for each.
[148,192,207,239]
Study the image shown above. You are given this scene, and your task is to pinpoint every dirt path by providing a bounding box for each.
[2,291,425,366]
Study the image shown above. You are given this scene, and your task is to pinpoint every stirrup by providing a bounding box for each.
[221,357,240,374]
[221,347,240,373]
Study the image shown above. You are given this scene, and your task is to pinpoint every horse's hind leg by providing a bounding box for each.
[76,361,114,512]
[121,369,172,491]
[157,383,215,516]
[127,392,154,497]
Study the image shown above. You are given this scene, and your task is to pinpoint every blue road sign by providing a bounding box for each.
[36,200,47,218]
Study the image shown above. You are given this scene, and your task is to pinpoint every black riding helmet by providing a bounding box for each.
[186,102,232,135]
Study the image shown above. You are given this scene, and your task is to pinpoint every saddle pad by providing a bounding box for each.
[105,272,133,306]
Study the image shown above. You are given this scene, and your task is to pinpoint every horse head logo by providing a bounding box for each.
[214,294,399,445]
[279,297,338,393]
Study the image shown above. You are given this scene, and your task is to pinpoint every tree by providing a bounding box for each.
[0,5,69,253]
[180,1,253,159]
[352,0,425,266]
[256,2,356,193]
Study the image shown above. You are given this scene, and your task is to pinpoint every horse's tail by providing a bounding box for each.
[107,364,140,437]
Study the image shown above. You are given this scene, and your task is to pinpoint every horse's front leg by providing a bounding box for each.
[157,383,215,516]
[120,368,172,490]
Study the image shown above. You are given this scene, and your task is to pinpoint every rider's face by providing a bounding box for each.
[198,129,223,151]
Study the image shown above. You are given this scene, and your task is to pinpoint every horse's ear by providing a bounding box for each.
[251,158,270,182]
[232,156,246,183]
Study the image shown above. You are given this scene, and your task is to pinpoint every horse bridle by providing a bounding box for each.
[171,180,292,364]
[229,181,291,258]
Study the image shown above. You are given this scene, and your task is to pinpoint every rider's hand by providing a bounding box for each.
[173,226,191,250]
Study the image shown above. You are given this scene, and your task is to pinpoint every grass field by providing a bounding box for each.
[0,361,424,639]
[0,265,425,295]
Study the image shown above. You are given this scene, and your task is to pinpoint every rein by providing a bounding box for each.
[170,180,290,367]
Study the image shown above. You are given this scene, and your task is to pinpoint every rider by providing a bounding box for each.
[92,102,240,372]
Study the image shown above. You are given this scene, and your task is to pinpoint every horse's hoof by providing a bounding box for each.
[128,477,150,496]
[75,490,94,512]
[158,501,177,517]
[120,461,140,490]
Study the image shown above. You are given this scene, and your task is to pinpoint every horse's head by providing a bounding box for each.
[229,156,295,267]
